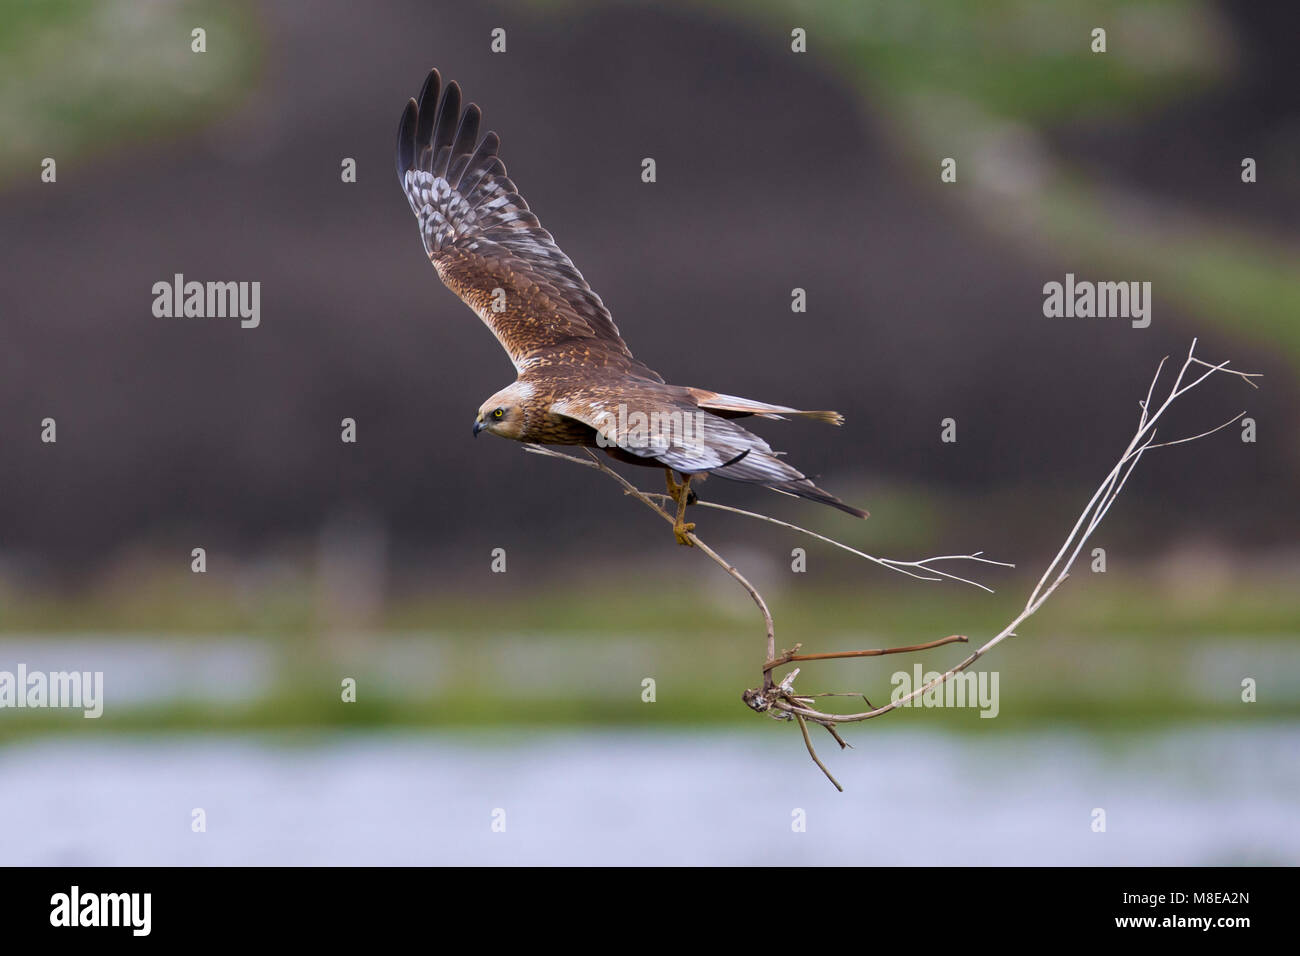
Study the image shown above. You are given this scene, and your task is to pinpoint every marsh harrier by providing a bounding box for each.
[397,69,867,544]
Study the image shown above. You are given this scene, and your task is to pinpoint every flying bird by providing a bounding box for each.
[396,69,867,544]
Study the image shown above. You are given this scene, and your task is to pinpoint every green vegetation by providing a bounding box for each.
[727,0,1224,120]
[2,563,1295,742]
[4,559,1298,638]
[0,0,259,180]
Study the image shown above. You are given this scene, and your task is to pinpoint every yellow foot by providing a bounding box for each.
[665,468,696,545]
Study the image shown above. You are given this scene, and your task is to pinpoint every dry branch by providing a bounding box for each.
[526,339,1259,788]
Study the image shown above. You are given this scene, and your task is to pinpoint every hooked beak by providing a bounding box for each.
[473,417,486,438]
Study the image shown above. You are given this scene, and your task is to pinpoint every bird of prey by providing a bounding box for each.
[396,69,867,545]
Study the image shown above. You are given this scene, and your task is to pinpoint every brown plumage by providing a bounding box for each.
[397,69,868,521]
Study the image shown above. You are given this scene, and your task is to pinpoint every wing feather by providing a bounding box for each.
[396,99,417,184]
[398,69,657,379]
[549,382,775,472]
[414,70,439,172]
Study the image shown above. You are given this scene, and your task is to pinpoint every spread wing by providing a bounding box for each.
[397,69,659,381]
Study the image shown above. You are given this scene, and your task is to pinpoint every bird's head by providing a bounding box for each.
[473,383,532,440]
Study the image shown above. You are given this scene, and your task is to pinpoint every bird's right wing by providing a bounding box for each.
[397,69,658,380]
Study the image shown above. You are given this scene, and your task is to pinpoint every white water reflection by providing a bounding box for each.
[0,726,1294,865]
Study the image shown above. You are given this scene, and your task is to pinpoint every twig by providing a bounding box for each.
[525,445,1013,591]
[525,340,1258,789]
[763,634,969,673]
[752,339,1259,736]
[561,447,780,680]
[796,712,842,792]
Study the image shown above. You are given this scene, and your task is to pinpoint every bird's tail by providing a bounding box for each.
[710,445,869,519]
[657,400,866,518]
[687,388,844,424]
[764,476,870,519]
[764,476,868,515]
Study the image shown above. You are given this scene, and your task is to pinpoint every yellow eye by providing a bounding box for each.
[492,408,504,419]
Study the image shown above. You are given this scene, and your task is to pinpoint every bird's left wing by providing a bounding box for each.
[550,382,769,472]
[397,69,657,379]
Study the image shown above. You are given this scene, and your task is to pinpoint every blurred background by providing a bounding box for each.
[0,0,1296,864]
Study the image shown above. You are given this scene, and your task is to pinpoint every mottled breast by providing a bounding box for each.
[526,408,600,446]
